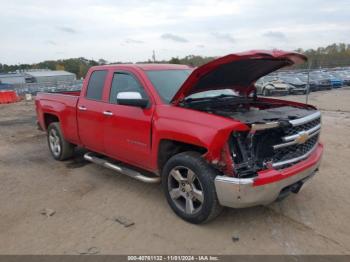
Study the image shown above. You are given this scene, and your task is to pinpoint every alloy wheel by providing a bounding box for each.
[49,129,61,157]
[167,166,204,215]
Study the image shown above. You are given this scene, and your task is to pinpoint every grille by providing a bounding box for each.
[271,113,321,169]
[283,117,321,136]
[293,84,306,88]
[273,135,319,163]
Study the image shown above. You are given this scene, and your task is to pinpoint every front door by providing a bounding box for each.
[103,71,154,170]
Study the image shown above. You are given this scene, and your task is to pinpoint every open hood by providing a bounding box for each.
[171,50,307,105]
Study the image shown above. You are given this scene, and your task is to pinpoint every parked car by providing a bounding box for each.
[318,71,342,88]
[295,73,319,92]
[35,50,323,224]
[278,75,307,94]
[328,71,350,86]
[255,76,291,96]
[309,72,332,90]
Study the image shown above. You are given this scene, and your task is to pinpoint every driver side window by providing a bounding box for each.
[109,72,147,104]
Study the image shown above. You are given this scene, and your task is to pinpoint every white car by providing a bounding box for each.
[255,76,292,96]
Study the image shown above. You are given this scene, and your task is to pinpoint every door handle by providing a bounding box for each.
[78,105,87,111]
[103,111,113,116]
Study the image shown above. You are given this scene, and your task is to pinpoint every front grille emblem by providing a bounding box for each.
[295,131,309,144]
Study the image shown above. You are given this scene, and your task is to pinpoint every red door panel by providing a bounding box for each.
[77,97,106,153]
[102,70,154,170]
[103,105,153,170]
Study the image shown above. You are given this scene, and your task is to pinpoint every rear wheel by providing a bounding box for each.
[162,152,223,224]
[47,122,74,161]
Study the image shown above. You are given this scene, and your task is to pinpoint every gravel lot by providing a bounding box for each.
[0,88,350,254]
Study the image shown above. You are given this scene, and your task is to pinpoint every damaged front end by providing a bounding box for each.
[183,95,322,178]
[211,109,322,208]
[169,49,323,208]
[226,110,321,178]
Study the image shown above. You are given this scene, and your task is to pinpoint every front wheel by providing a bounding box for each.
[47,122,75,161]
[162,152,223,224]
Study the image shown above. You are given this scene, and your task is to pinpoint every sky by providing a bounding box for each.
[1,0,350,64]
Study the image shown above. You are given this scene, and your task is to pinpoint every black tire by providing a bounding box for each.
[162,151,223,224]
[47,122,75,161]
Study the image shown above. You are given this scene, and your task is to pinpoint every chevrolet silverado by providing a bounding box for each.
[35,50,323,224]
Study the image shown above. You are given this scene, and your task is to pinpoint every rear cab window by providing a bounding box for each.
[86,70,108,100]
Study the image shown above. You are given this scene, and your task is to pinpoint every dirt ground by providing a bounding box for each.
[0,88,350,255]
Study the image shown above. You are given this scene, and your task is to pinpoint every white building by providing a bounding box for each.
[24,70,76,83]
[0,73,26,85]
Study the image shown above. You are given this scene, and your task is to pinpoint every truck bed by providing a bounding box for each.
[44,90,81,96]
[35,91,81,145]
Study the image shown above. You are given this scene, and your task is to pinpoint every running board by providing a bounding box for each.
[83,152,160,184]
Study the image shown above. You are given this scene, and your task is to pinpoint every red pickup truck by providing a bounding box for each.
[36,50,323,224]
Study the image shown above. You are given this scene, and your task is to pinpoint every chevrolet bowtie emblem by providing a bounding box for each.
[295,132,309,144]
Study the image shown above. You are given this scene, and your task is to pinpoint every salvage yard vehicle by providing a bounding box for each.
[320,71,343,88]
[309,72,333,91]
[328,71,349,86]
[336,71,350,86]
[295,73,319,92]
[35,50,323,224]
[278,75,308,94]
[255,76,291,96]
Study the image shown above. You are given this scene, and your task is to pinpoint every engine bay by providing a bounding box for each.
[181,96,320,178]
[182,97,316,125]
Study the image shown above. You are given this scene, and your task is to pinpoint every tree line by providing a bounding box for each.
[167,43,350,69]
[0,58,101,79]
[1,43,350,79]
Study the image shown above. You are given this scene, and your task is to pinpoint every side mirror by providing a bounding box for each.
[116,92,149,108]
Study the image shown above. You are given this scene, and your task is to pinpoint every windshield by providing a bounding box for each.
[329,72,341,78]
[310,73,325,80]
[283,76,302,82]
[186,89,241,100]
[146,69,192,103]
[297,74,307,81]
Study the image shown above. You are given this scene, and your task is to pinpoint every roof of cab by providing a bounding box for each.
[134,63,192,70]
[92,63,192,71]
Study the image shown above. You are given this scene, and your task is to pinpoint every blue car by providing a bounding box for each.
[322,72,343,88]
[329,71,350,86]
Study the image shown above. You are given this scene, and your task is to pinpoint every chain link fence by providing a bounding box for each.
[12,80,83,95]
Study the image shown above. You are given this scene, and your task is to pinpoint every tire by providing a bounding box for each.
[47,122,74,161]
[162,151,223,224]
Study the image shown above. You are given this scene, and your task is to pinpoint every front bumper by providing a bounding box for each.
[270,89,289,96]
[319,86,332,90]
[290,85,307,94]
[214,143,323,208]
[290,88,306,94]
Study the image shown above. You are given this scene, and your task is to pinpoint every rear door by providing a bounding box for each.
[103,71,154,170]
[77,70,108,153]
